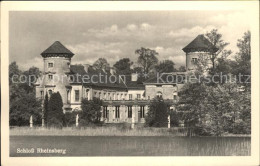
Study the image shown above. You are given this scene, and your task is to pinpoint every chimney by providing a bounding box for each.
[83,64,90,73]
[110,67,115,75]
[131,73,138,82]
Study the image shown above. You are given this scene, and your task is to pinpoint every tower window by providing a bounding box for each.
[48,75,53,80]
[48,62,54,68]
[75,90,80,102]
[192,58,198,63]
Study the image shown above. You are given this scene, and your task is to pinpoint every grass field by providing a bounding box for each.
[10,136,250,156]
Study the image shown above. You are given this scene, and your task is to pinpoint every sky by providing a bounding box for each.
[9,10,251,71]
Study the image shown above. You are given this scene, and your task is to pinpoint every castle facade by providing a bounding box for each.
[35,34,217,124]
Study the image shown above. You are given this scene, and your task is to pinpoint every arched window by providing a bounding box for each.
[156,91,162,98]
[48,90,52,96]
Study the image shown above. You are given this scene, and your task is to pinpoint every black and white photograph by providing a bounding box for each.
[1,1,259,166]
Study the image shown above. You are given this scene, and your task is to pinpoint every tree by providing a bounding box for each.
[80,97,102,126]
[113,58,133,75]
[145,96,168,127]
[177,83,209,136]
[10,92,42,126]
[93,58,110,72]
[47,92,64,128]
[9,62,42,126]
[205,29,232,69]
[43,93,49,126]
[155,60,176,73]
[178,66,186,72]
[135,47,159,74]
[22,66,42,93]
[233,31,251,89]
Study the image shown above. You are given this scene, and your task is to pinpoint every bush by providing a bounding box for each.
[63,112,80,127]
[232,119,250,134]
[47,117,63,129]
[193,123,214,136]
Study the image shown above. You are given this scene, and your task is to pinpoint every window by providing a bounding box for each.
[103,106,108,118]
[115,106,120,118]
[48,62,54,68]
[67,90,70,103]
[128,106,132,118]
[40,91,44,99]
[192,58,198,63]
[48,75,53,80]
[48,90,52,96]
[140,106,145,118]
[156,91,162,98]
[129,94,132,100]
[173,95,177,100]
[148,96,150,100]
[137,94,141,100]
[75,90,80,102]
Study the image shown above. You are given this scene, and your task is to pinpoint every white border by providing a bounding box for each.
[1,1,259,166]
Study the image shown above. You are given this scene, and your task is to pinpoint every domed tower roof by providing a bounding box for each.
[182,34,218,53]
[41,41,74,58]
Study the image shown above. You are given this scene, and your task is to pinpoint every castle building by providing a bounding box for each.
[35,34,217,124]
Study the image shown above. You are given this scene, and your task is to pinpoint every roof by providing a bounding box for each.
[41,41,74,57]
[143,72,186,85]
[182,34,218,53]
[69,65,127,90]
[69,65,145,90]
[124,75,145,90]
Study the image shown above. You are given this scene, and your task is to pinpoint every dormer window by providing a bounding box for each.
[192,58,198,63]
[48,62,54,68]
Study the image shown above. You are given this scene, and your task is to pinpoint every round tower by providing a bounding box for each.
[40,41,74,109]
[182,34,218,71]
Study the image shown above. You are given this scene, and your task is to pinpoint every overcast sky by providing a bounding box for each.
[10,11,251,70]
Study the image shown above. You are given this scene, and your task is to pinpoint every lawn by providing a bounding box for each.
[10,136,250,156]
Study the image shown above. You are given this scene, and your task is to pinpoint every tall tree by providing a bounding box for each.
[43,93,49,126]
[93,58,110,72]
[145,96,168,127]
[47,92,64,128]
[233,31,251,89]
[113,58,133,75]
[135,47,159,74]
[155,60,176,73]
[22,66,42,93]
[205,29,232,69]
[9,62,42,126]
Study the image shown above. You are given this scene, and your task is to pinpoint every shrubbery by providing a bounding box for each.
[145,96,168,127]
